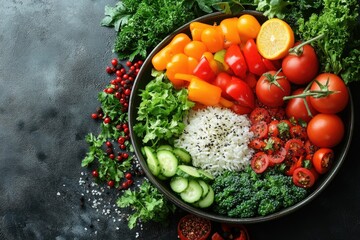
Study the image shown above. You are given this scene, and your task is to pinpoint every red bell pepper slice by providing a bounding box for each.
[213,72,255,109]
[243,39,267,76]
[224,44,248,79]
[192,56,217,82]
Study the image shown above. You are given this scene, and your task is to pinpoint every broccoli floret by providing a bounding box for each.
[211,166,309,218]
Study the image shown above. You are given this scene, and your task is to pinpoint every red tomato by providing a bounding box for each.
[285,88,318,122]
[289,125,307,141]
[268,120,279,137]
[250,121,268,139]
[256,71,291,107]
[305,140,319,156]
[268,147,287,166]
[249,107,271,124]
[312,148,334,174]
[309,73,349,114]
[265,136,283,154]
[267,107,286,120]
[242,39,267,76]
[251,152,269,173]
[292,167,316,188]
[307,113,344,148]
[282,42,319,85]
[285,138,305,158]
[249,138,266,150]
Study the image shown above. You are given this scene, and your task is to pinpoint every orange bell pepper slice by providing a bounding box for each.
[166,54,198,88]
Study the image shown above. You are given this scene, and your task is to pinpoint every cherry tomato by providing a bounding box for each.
[201,27,224,53]
[305,140,319,156]
[251,152,269,173]
[250,121,268,139]
[307,113,344,148]
[282,42,319,85]
[289,125,307,141]
[265,136,283,154]
[220,17,241,45]
[309,73,349,114]
[285,138,305,158]
[237,14,261,40]
[285,156,303,176]
[184,41,208,61]
[268,147,287,166]
[268,120,279,137]
[249,138,266,150]
[267,107,286,120]
[285,88,318,122]
[292,167,316,188]
[312,148,334,174]
[256,71,291,107]
[249,107,271,124]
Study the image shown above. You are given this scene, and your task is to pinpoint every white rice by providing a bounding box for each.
[174,106,254,176]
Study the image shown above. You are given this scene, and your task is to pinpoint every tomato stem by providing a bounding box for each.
[289,34,324,56]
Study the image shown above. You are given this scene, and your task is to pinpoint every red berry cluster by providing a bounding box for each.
[90,58,144,190]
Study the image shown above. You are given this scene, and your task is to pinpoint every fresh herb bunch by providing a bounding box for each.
[117,180,176,229]
[101,0,250,61]
[133,70,195,146]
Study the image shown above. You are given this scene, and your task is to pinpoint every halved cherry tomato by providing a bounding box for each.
[285,138,305,158]
[225,44,248,79]
[307,113,344,148]
[250,121,268,139]
[249,138,266,150]
[256,70,291,107]
[264,136,283,154]
[312,148,334,174]
[242,39,267,76]
[268,120,279,137]
[289,125,307,141]
[285,156,303,176]
[305,140,319,156]
[249,107,271,124]
[292,167,316,188]
[268,147,287,166]
[251,152,269,173]
[267,107,286,120]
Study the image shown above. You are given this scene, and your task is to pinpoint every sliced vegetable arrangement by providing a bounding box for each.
[133,13,352,218]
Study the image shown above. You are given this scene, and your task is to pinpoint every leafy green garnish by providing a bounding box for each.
[117,180,176,229]
[133,70,195,146]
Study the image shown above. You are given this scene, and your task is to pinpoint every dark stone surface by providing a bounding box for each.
[0,1,360,240]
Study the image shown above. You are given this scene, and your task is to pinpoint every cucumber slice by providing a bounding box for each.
[170,176,189,193]
[156,150,178,177]
[177,165,201,178]
[197,169,215,181]
[180,180,203,203]
[143,146,160,176]
[157,144,173,151]
[197,186,214,208]
[173,148,192,164]
[198,180,209,198]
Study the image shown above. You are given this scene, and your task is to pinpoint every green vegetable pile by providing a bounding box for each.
[133,70,195,146]
[212,166,308,217]
[117,180,176,229]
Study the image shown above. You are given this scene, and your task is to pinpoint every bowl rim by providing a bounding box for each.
[128,10,354,224]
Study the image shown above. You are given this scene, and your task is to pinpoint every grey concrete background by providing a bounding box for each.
[1,0,360,239]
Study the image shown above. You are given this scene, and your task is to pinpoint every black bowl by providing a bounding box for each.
[128,10,354,224]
